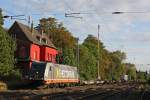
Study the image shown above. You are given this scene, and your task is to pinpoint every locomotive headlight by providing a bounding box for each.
[36,72,39,74]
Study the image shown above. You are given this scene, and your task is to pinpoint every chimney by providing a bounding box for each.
[31,21,33,35]
[28,16,31,26]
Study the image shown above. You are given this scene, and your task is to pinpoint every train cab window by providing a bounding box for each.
[31,63,46,71]
[32,65,40,70]
[49,66,51,71]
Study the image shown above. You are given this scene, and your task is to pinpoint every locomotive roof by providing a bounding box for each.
[9,21,56,49]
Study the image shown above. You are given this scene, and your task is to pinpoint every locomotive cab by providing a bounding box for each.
[29,62,46,80]
[28,62,79,84]
[44,63,53,81]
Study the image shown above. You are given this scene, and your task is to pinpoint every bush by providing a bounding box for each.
[0,81,7,91]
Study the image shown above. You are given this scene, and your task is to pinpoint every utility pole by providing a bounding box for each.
[97,24,100,80]
[77,37,79,73]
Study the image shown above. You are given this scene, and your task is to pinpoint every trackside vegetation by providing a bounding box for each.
[0,8,137,82]
[0,9,20,82]
[35,17,137,81]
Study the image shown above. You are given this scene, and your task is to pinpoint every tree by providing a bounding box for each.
[108,51,127,81]
[62,48,76,66]
[36,17,135,81]
[36,17,76,49]
[79,45,97,80]
[111,51,126,63]
[124,63,136,80]
[0,9,16,79]
[35,17,77,66]
[0,9,3,25]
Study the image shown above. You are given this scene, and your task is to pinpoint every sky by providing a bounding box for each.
[1,0,150,71]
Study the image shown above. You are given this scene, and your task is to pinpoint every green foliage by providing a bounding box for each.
[62,48,76,66]
[81,35,128,81]
[79,45,97,80]
[37,17,76,49]
[146,73,150,83]
[0,9,18,79]
[36,17,136,81]
[0,26,15,77]
[36,17,77,66]
[111,51,126,63]
[136,71,147,82]
[108,51,127,81]
[124,63,136,80]
[0,8,3,26]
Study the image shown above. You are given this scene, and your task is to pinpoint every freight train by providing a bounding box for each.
[26,62,79,84]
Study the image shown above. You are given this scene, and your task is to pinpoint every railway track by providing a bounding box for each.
[29,87,121,100]
[138,86,150,100]
[0,83,150,100]
[75,90,120,100]
[47,85,143,100]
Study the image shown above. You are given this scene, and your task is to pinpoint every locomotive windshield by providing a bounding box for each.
[31,62,46,71]
[29,62,47,80]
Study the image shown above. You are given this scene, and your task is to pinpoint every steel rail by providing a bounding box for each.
[75,90,116,100]
[139,89,146,100]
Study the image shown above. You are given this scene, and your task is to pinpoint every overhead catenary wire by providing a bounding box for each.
[4,8,150,23]
[2,14,26,21]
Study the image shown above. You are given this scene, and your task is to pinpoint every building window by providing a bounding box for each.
[53,55,55,62]
[47,53,49,61]
[19,46,27,58]
[42,38,47,44]
[50,54,52,62]
[11,33,16,39]
[36,36,40,42]
[34,51,37,60]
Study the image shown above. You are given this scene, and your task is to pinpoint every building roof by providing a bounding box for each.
[9,21,56,49]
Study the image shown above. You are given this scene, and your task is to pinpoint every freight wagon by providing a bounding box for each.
[27,62,79,84]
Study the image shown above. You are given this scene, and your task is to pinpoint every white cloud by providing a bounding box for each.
[2,0,150,67]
